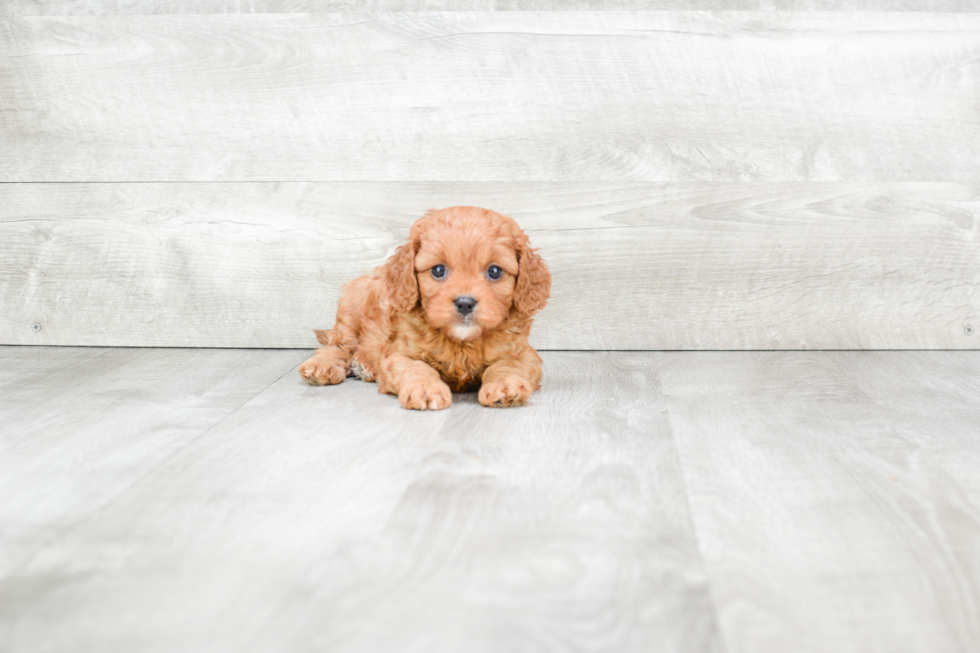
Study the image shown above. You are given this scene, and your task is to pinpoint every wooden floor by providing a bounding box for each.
[1,346,979,653]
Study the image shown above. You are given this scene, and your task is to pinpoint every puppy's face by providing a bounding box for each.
[385,206,551,341]
[414,215,519,341]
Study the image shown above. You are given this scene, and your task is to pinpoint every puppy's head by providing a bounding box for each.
[385,206,551,341]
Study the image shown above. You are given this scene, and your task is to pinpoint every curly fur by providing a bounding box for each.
[299,206,552,410]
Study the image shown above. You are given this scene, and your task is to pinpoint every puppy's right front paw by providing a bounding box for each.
[299,358,347,386]
[399,379,452,410]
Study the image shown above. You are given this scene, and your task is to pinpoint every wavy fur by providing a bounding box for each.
[299,206,551,410]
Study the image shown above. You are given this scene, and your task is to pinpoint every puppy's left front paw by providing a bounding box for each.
[479,377,534,408]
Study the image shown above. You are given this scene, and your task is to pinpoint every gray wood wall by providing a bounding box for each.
[2,3,978,349]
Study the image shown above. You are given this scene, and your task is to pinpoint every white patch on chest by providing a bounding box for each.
[449,324,481,341]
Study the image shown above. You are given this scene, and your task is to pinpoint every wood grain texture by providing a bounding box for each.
[2,348,979,652]
[658,351,980,653]
[2,12,978,182]
[830,351,980,542]
[0,350,720,653]
[0,345,307,581]
[5,1,980,15]
[1,182,977,349]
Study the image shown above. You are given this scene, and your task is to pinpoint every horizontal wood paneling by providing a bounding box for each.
[2,182,976,349]
[2,12,978,182]
[3,9,978,349]
[3,1,978,14]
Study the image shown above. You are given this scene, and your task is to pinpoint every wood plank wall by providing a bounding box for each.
[1,3,978,349]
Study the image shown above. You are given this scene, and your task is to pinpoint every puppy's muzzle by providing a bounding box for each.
[454,295,477,316]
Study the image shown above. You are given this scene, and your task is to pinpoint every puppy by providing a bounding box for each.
[299,206,551,410]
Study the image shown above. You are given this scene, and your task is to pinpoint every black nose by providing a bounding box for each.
[454,296,477,316]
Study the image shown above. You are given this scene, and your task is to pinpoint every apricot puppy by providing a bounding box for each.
[299,206,551,410]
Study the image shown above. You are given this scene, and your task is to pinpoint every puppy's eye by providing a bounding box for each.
[431,264,447,279]
[487,265,503,281]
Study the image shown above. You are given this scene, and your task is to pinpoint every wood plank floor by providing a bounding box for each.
[1,347,978,652]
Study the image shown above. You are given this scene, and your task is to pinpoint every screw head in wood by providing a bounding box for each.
[31,322,42,332]
[967,325,975,336]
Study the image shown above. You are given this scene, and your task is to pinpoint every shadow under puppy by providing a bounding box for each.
[300,206,551,410]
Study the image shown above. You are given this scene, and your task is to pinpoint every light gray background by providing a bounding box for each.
[3,7,980,652]
[2,3,977,349]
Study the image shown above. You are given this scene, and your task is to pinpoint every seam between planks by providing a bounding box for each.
[0,349,309,585]
[653,352,731,653]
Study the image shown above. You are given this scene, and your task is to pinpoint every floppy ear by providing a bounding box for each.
[513,236,551,317]
[384,211,438,314]
[384,241,419,314]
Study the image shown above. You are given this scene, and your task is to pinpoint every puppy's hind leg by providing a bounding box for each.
[299,331,352,386]
[300,276,372,386]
